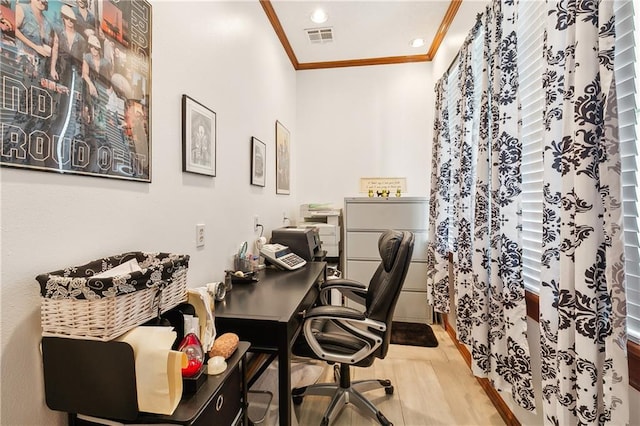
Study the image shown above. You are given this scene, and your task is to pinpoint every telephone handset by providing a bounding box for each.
[260,243,307,271]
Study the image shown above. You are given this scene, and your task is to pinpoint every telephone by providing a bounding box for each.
[260,243,307,270]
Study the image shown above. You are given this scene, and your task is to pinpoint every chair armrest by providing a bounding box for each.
[318,279,367,305]
[320,278,366,292]
[304,305,366,321]
[301,307,386,365]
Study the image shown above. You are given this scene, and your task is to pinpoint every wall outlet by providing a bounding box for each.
[254,215,260,232]
[195,224,205,247]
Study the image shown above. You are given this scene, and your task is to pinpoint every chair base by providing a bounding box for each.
[292,363,394,426]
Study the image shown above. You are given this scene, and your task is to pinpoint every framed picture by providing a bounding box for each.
[275,121,290,195]
[0,0,152,182]
[251,137,266,187]
[182,95,216,176]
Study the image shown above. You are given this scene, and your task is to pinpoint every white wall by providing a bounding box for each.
[295,62,434,207]
[293,0,490,209]
[0,1,298,424]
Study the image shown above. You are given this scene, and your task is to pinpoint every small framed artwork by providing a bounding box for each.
[275,121,291,194]
[182,95,216,176]
[251,137,266,187]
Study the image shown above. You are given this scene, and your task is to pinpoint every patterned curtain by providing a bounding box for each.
[426,76,451,314]
[427,0,535,411]
[538,0,628,424]
[427,0,629,421]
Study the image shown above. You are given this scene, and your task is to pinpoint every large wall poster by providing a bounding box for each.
[0,0,152,182]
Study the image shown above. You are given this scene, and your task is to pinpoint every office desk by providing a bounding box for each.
[215,262,326,426]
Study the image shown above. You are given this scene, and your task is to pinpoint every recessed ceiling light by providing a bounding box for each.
[410,38,425,48]
[310,9,328,24]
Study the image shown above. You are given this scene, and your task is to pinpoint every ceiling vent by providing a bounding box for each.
[305,27,333,44]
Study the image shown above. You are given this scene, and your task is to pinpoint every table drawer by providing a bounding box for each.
[193,365,242,426]
[346,231,428,261]
[346,260,427,292]
[345,201,428,230]
[394,291,432,323]
[346,290,431,323]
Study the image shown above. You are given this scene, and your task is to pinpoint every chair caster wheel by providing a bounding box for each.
[385,385,394,395]
[293,395,304,405]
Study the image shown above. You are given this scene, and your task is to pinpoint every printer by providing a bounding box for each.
[298,204,341,258]
[271,227,325,262]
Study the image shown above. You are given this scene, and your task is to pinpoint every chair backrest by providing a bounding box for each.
[365,230,414,358]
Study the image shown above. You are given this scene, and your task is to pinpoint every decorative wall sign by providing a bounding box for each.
[182,95,216,177]
[0,0,152,182]
[360,177,407,194]
[275,120,290,195]
[251,137,265,187]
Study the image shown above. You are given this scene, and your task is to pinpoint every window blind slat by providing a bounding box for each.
[517,0,545,293]
[618,0,640,343]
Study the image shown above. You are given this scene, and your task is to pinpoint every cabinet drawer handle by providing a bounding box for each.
[215,394,224,411]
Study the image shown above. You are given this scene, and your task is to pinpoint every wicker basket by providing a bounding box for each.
[36,252,189,341]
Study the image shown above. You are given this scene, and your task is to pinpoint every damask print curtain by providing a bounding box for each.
[427,0,535,411]
[426,76,451,314]
[538,1,628,424]
[427,0,629,423]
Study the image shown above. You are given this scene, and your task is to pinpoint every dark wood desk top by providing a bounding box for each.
[215,262,326,323]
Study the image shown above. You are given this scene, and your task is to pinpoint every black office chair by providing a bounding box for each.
[292,230,415,426]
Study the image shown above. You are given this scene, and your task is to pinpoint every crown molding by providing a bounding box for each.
[260,0,461,71]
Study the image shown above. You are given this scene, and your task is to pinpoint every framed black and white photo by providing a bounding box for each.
[275,121,290,194]
[251,137,266,187]
[182,95,216,176]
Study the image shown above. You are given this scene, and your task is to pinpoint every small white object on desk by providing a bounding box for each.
[207,356,227,375]
[92,258,142,278]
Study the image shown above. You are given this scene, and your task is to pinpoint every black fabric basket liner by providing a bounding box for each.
[36,252,190,300]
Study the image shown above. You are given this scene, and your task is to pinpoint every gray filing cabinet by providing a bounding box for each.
[343,197,431,323]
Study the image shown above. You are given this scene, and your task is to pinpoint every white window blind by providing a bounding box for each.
[445,29,484,254]
[517,0,546,293]
[617,0,640,344]
[469,27,484,216]
[446,60,461,252]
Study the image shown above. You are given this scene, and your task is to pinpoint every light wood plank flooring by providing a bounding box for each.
[292,325,505,426]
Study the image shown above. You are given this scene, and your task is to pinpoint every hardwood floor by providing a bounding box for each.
[292,324,505,426]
